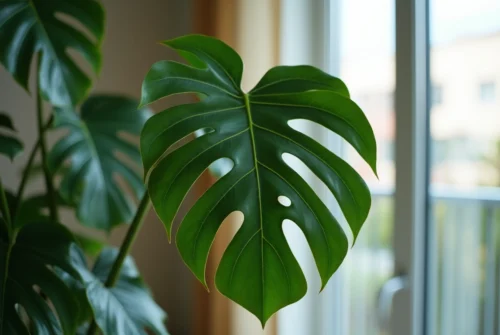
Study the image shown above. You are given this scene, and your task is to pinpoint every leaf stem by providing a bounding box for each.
[15,115,53,214]
[16,141,39,207]
[0,180,11,231]
[0,240,14,333]
[0,179,15,331]
[86,194,151,335]
[36,56,58,223]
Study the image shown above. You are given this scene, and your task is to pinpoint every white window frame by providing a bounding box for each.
[277,0,430,334]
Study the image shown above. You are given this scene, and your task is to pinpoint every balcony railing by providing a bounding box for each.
[363,185,500,335]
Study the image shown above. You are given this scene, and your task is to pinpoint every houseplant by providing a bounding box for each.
[0,0,376,334]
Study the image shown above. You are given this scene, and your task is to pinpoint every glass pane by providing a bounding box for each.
[428,1,500,334]
[327,0,395,334]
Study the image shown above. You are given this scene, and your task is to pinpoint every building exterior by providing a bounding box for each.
[342,31,500,188]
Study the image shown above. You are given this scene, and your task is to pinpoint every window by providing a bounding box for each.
[431,84,443,106]
[278,1,500,334]
[480,82,496,102]
[428,1,500,334]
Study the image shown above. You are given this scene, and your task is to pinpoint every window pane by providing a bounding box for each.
[327,0,395,334]
[428,1,500,334]
[480,82,496,103]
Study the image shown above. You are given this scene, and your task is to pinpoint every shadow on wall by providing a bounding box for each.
[0,1,195,334]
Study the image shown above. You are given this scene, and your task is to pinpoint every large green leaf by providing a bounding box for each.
[63,247,168,335]
[0,195,80,334]
[0,0,105,106]
[0,113,22,160]
[139,35,377,325]
[48,95,152,231]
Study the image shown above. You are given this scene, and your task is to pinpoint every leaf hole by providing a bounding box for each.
[148,127,215,181]
[14,303,29,325]
[66,49,94,78]
[203,211,243,289]
[281,153,354,246]
[208,157,234,178]
[162,127,215,160]
[55,10,101,77]
[170,157,234,240]
[288,118,377,184]
[54,12,98,44]
[288,119,330,144]
[282,219,322,290]
[112,172,141,204]
[278,195,291,207]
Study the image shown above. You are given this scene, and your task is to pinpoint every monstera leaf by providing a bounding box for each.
[48,95,152,231]
[0,194,80,334]
[0,0,104,106]
[63,247,168,335]
[0,113,22,160]
[139,35,377,325]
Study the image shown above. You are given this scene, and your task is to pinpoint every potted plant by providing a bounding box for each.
[0,1,376,333]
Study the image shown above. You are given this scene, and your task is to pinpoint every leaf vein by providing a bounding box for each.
[191,168,256,260]
[150,76,239,98]
[253,123,360,223]
[257,161,332,274]
[228,229,261,286]
[262,237,291,301]
[146,104,244,158]
[251,99,368,152]
[159,128,250,213]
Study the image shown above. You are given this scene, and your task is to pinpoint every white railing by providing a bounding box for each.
[368,185,500,335]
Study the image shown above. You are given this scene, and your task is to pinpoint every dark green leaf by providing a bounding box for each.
[140,34,377,325]
[0,113,22,160]
[0,114,15,131]
[74,233,105,257]
[55,246,95,329]
[0,200,80,334]
[14,192,70,226]
[48,95,152,231]
[0,0,105,106]
[82,248,168,335]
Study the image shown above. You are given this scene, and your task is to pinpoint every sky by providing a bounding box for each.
[338,0,500,58]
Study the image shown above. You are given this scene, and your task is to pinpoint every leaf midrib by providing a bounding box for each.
[28,0,70,99]
[79,121,108,211]
[89,282,142,334]
[243,93,265,312]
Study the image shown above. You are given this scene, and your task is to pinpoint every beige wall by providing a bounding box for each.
[0,1,195,334]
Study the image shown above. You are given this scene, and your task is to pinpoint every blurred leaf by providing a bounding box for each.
[55,246,94,329]
[74,234,105,257]
[0,195,80,334]
[0,0,105,106]
[48,95,152,231]
[64,247,169,335]
[140,34,377,325]
[14,193,71,225]
[0,112,22,160]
